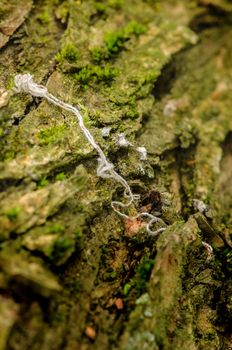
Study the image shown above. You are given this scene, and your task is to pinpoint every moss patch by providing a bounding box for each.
[6,207,20,221]
[73,64,118,87]
[38,124,68,145]
[90,20,146,62]
[56,43,79,63]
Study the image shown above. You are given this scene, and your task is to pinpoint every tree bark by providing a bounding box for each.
[0,1,232,349]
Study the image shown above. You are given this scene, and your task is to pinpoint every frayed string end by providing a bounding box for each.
[137,146,147,160]
[115,133,133,148]
[14,74,47,97]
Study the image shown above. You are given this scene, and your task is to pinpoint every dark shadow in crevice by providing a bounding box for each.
[152,57,179,101]
[189,4,232,33]
[174,140,198,220]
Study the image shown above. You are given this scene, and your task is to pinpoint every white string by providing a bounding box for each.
[202,241,214,261]
[101,127,111,137]
[115,133,133,147]
[14,74,166,236]
[137,146,147,160]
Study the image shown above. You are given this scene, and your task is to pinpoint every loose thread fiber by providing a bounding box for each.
[14,74,166,235]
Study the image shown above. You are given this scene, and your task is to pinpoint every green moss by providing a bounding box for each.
[136,258,154,282]
[47,224,65,234]
[134,258,154,293]
[108,0,124,9]
[112,270,119,280]
[52,236,74,260]
[105,21,146,53]
[38,124,68,145]
[56,43,79,63]
[91,20,146,62]
[94,0,123,15]
[74,227,83,240]
[38,176,49,188]
[101,244,109,254]
[90,47,108,63]
[37,10,51,24]
[52,310,67,323]
[95,2,107,15]
[218,247,232,272]
[125,20,146,36]
[104,30,125,55]
[6,76,14,90]
[123,258,154,296]
[73,280,81,292]
[0,7,6,20]
[4,150,15,161]
[123,282,132,296]
[126,108,139,120]
[55,2,69,24]
[6,207,20,221]
[55,172,66,181]
[73,65,118,86]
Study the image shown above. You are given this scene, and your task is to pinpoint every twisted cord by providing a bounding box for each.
[14,74,166,236]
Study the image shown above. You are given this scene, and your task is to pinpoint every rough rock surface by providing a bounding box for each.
[0,1,232,349]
